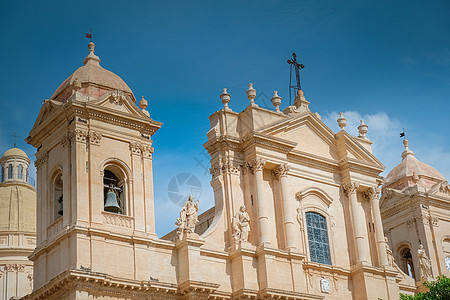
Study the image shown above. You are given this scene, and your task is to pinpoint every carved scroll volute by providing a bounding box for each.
[341,182,359,197]
[272,163,290,179]
[363,186,380,201]
[247,157,266,174]
[34,152,49,169]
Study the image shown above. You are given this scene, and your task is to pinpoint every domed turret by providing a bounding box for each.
[0,147,33,185]
[50,42,134,102]
[383,139,446,191]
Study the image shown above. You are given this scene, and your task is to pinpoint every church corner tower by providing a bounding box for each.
[0,147,36,300]
[24,42,162,296]
[381,139,450,286]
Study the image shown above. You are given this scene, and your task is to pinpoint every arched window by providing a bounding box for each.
[18,165,23,179]
[103,168,125,214]
[1,167,4,182]
[399,247,415,279]
[306,211,331,265]
[7,164,13,179]
[53,173,63,220]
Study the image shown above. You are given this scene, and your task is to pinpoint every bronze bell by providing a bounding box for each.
[104,189,120,213]
[57,195,63,216]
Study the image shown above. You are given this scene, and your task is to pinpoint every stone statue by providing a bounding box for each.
[176,196,199,237]
[385,237,395,267]
[232,206,250,245]
[296,208,303,231]
[417,244,432,281]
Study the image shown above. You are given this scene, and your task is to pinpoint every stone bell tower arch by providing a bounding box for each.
[25,42,162,293]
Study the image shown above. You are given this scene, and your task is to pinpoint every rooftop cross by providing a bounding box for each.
[287,53,305,105]
[12,132,17,148]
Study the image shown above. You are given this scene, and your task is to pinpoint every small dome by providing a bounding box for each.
[51,42,133,102]
[384,140,446,190]
[2,148,28,159]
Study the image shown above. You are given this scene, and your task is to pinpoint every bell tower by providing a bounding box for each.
[26,42,162,293]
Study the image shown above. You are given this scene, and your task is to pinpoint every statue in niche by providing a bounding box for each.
[418,244,432,281]
[232,206,250,245]
[176,196,199,237]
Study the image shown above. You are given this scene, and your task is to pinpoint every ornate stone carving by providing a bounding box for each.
[418,244,433,281]
[247,157,266,173]
[6,264,16,271]
[341,182,359,196]
[232,206,250,245]
[69,129,89,143]
[272,163,290,178]
[320,277,330,293]
[16,264,25,272]
[129,141,153,158]
[424,215,439,227]
[130,141,143,155]
[175,196,199,238]
[240,164,248,175]
[89,130,102,144]
[439,183,450,195]
[363,186,380,201]
[61,133,71,147]
[110,90,128,105]
[102,212,133,228]
[209,157,240,178]
[35,151,49,169]
[406,217,417,228]
[296,208,304,231]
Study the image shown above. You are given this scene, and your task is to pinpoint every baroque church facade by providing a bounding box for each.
[5,42,447,299]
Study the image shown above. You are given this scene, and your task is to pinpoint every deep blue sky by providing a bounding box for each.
[1,0,449,236]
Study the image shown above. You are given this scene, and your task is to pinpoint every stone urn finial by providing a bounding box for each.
[271,91,282,112]
[72,78,82,92]
[337,112,347,131]
[139,96,150,117]
[246,83,257,106]
[403,139,409,150]
[88,42,95,53]
[220,88,231,110]
[358,120,368,139]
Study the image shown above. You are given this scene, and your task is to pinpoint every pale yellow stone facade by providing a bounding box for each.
[20,43,449,300]
[0,148,36,300]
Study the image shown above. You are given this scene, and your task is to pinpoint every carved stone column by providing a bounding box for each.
[248,158,270,245]
[273,164,296,250]
[364,187,388,266]
[342,182,367,264]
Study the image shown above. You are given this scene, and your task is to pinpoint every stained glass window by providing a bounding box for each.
[306,211,331,265]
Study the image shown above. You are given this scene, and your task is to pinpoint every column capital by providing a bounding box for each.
[272,163,290,179]
[34,151,49,169]
[341,182,359,197]
[247,157,266,173]
[362,186,380,201]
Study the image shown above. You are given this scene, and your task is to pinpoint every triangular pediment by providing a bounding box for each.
[258,112,338,161]
[257,111,384,170]
[28,100,64,137]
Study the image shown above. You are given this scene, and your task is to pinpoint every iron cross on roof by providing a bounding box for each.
[287,53,305,105]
